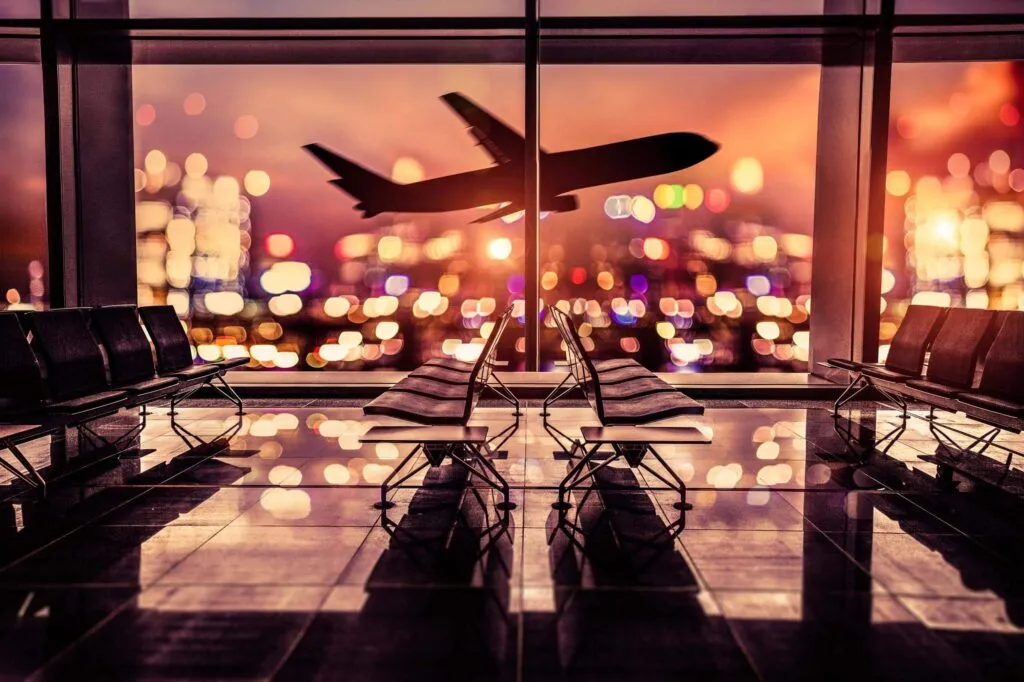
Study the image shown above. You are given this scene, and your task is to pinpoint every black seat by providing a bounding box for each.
[547,305,703,425]
[88,305,180,400]
[138,305,244,414]
[831,304,947,378]
[137,305,221,378]
[365,305,514,425]
[23,309,127,414]
[0,313,48,416]
[904,308,1000,400]
[957,311,1024,419]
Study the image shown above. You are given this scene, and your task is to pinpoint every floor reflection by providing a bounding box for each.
[0,400,1021,680]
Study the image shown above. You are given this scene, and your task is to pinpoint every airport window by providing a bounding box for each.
[122,0,522,18]
[133,60,526,371]
[0,58,47,311]
[541,0,829,16]
[0,1,36,18]
[880,60,1024,359]
[538,62,819,372]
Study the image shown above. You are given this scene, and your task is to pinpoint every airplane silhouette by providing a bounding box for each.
[304,92,719,224]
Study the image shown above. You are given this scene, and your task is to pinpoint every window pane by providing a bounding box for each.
[134,59,524,371]
[539,62,819,372]
[126,0,521,18]
[896,0,1018,13]
[542,0,826,16]
[0,60,47,311]
[0,1,37,19]
[882,60,1024,356]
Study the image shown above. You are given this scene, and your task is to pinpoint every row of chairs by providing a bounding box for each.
[361,304,521,509]
[543,304,704,454]
[0,304,247,491]
[825,305,1024,460]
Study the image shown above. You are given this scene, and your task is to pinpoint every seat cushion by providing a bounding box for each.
[407,364,473,385]
[390,376,472,401]
[861,366,918,382]
[215,356,251,370]
[363,391,466,425]
[600,391,704,425]
[598,377,677,400]
[89,305,158,385]
[168,364,221,381]
[827,358,865,372]
[593,358,641,372]
[423,357,475,373]
[904,379,962,399]
[884,305,947,375]
[47,390,127,413]
[595,364,654,385]
[976,311,1024,405]
[0,313,46,406]
[29,309,111,401]
[119,376,179,395]
[957,392,1024,418]
[138,306,195,374]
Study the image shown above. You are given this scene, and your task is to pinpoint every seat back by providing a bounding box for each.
[89,305,158,386]
[924,308,999,389]
[138,305,194,374]
[885,304,947,375]
[27,309,111,401]
[0,313,46,411]
[548,305,605,422]
[976,311,1024,404]
[461,304,514,423]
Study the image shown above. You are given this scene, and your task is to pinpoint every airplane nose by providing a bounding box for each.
[697,135,720,159]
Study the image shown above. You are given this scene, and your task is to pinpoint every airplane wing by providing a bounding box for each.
[441,92,525,166]
[471,203,523,224]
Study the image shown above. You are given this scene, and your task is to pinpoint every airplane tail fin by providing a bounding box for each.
[303,143,395,217]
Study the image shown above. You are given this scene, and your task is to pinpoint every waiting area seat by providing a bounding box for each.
[542,304,708,511]
[0,305,248,492]
[138,305,246,414]
[543,304,702,441]
[361,305,520,509]
[825,305,1024,488]
[824,304,948,412]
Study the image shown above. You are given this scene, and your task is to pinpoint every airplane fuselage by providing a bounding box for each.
[372,131,718,214]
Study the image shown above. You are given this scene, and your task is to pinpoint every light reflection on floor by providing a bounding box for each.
[0,399,1023,680]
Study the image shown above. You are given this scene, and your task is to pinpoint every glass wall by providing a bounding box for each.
[881,60,1024,358]
[133,60,525,370]
[538,62,819,372]
[0,59,47,311]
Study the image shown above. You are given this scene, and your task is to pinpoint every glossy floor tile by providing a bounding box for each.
[1,398,1023,680]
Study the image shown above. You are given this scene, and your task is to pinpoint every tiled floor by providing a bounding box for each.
[1,399,1023,680]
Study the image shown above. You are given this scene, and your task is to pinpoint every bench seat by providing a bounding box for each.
[600,391,704,425]
[364,391,467,425]
[423,357,474,373]
[597,377,678,400]
[958,393,1024,418]
[592,364,656,385]
[169,364,222,381]
[861,366,918,382]
[406,364,474,385]
[48,390,128,413]
[389,376,473,400]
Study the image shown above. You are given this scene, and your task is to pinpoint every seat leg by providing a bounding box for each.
[639,445,692,511]
[833,373,868,414]
[458,443,516,511]
[1,442,46,493]
[555,444,620,511]
[211,374,244,415]
[373,444,425,510]
[541,372,578,417]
